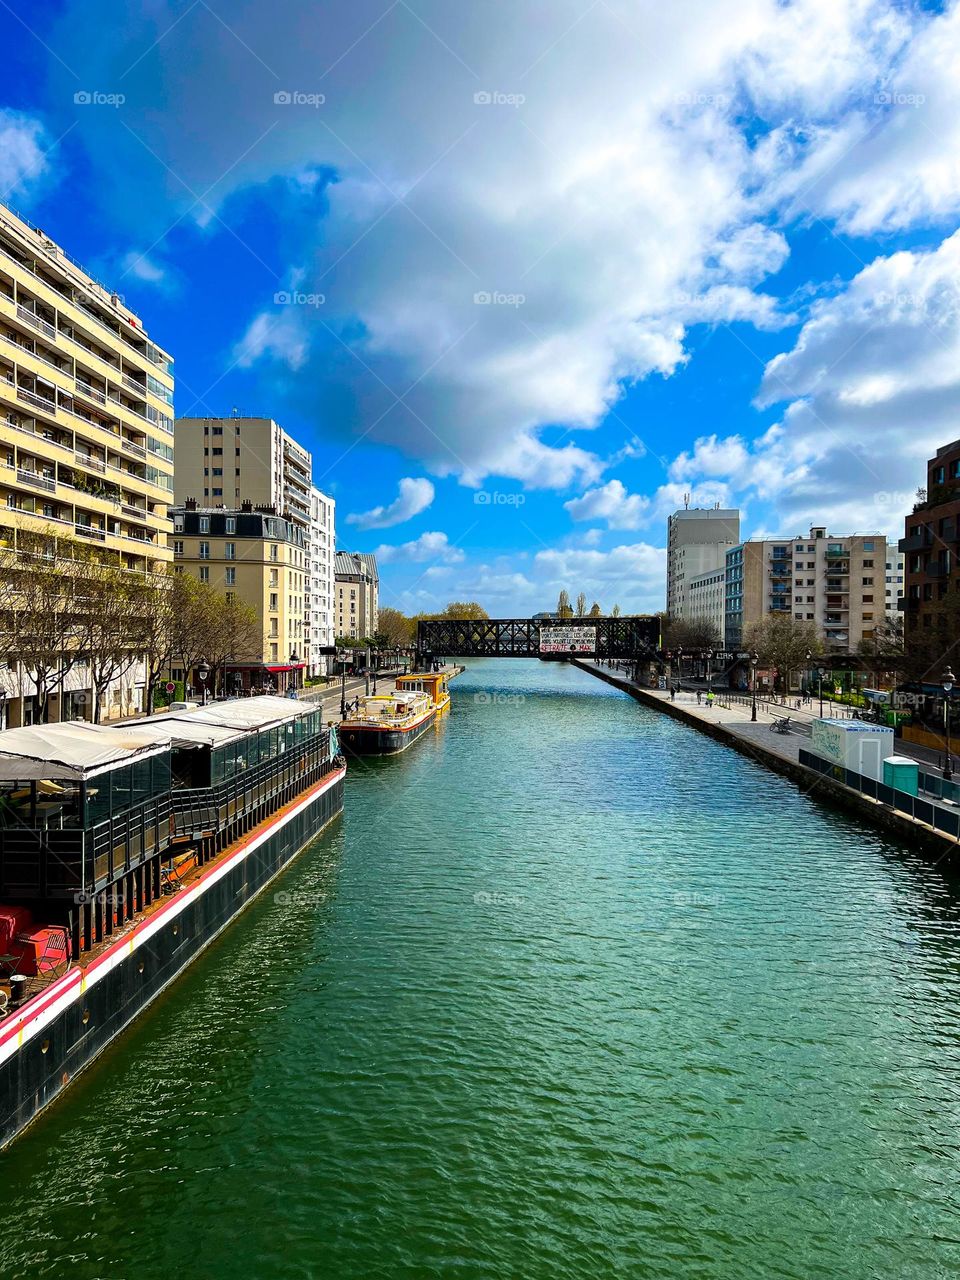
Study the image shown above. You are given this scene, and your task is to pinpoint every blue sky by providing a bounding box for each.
[2,0,959,616]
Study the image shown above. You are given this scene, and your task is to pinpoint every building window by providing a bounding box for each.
[212,468,222,476]
[212,489,222,497]
[225,567,236,585]
[862,577,873,585]
[225,542,235,559]
[270,593,278,610]
[199,541,209,559]
[212,426,223,436]
[173,540,183,556]
[199,517,210,533]
[173,515,184,532]
[863,559,874,567]
[863,541,874,551]
[225,517,236,533]
[226,591,234,603]
[199,566,210,583]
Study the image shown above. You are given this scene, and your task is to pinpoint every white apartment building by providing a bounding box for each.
[885,550,905,618]
[666,506,741,619]
[307,486,336,676]
[687,567,726,643]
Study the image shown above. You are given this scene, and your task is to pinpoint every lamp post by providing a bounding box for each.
[676,647,683,690]
[197,659,210,707]
[289,649,300,696]
[750,651,759,722]
[395,645,401,674]
[943,665,955,781]
[818,667,827,719]
[706,647,714,692]
[340,651,348,718]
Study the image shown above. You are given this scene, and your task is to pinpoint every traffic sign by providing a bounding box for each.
[165,681,176,693]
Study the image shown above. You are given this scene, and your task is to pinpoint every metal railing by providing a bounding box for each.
[799,749,960,839]
[16,304,55,341]
[16,468,55,492]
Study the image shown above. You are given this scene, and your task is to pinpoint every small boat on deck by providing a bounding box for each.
[339,670,451,756]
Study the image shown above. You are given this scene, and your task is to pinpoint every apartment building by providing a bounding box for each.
[0,202,175,724]
[335,552,379,640]
[686,567,726,642]
[172,501,306,693]
[666,506,740,619]
[886,550,905,618]
[174,416,335,673]
[899,438,960,646]
[725,525,886,652]
[308,486,336,677]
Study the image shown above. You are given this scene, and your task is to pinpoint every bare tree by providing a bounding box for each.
[746,615,822,692]
[575,591,587,617]
[611,603,621,618]
[204,594,261,696]
[11,537,88,722]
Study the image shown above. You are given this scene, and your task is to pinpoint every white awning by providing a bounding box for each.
[0,721,171,781]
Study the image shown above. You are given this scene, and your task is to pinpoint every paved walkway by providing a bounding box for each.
[582,662,949,775]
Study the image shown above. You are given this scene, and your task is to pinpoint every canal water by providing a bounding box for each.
[2,659,960,1279]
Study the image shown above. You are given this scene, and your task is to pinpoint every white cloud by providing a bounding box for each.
[0,111,50,198]
[119,250,170,290]
[347,477,435,530]
[533,542,667,614]
[374,531,465,565]
[564,479,650,530]
[51,0,931,489]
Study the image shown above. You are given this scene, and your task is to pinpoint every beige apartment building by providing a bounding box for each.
[724,526,887,652]
[174,416,335,674]
[0,202,175,724]
[335,552,379,641]
[172,501,307,693]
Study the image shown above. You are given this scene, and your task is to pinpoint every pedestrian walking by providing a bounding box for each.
[670,685,676,701]
[706,691,715,709]
[696,690,702,705]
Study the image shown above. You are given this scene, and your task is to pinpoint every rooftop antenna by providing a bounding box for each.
[684,491,690,510]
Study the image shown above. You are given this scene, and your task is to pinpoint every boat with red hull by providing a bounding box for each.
[0,696,344,1149]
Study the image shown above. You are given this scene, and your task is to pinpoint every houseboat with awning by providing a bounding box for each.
[0,696,344,1148]
[339,670,452,756]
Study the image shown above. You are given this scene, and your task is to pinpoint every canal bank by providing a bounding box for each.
[573,659,960,861]
[2,659,960,1280]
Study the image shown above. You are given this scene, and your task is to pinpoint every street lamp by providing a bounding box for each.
[289,650,300,697]
[818,667,827,719]
[197,659,210,706]
[750,651,759,722]
[339,651,348,718]
[943,664,955,781]
[676,647,683,689]
[395,644,401,673]
[706,647,714,691]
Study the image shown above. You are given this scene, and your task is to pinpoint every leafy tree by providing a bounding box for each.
[745,615,822,691]
[375,606,416,647]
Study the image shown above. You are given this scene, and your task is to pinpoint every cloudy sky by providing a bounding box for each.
[2,0,957,615]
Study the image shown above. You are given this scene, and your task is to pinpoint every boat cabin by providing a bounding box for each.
[395,671,449,707]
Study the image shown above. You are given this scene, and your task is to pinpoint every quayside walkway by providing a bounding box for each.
[573,659,960,862]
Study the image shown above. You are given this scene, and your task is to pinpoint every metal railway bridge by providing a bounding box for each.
[415,616,661,664]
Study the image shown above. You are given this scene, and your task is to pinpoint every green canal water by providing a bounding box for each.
[2,659,960,1279]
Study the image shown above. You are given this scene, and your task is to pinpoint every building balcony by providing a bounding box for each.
[16,385,56,415]
[926,562,950,578]
[74,450,106,474]
[899,532,931,553]
[16,468,55,493]
[75,380,107,407]
[15,304,56,342]
[75,522,106,541]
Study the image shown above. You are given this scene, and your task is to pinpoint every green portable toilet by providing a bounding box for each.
[883,756,919,797]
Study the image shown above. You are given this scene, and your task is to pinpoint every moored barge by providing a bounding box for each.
[339,670,451,756]
[0,696,344,1149]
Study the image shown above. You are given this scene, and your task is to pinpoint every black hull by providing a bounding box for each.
[0,772,344,1150]
[340,710,436,756]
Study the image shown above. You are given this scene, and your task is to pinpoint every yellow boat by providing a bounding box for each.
[339,671,451,756]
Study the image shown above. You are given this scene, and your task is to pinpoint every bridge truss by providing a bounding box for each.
[416,616,661,661]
